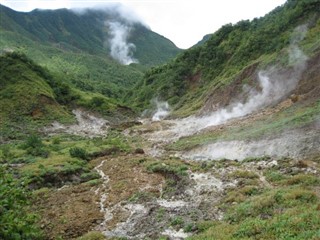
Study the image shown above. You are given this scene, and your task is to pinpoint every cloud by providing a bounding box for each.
[71,2,147,26]
[0,0,286,48]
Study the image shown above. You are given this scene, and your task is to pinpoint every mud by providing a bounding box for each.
[34,184,103,239]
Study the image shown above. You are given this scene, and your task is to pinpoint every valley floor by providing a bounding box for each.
[1,92,320,240]
[30,102,320,239]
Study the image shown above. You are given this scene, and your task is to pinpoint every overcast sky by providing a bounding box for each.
[0,0,287,49]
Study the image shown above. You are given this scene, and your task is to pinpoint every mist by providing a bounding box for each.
[153,25,308,140]
[107,21,138,65]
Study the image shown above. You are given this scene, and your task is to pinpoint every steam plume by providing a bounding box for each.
[152,99,170,121]
[108,21,138,65]
[154,25,309,140]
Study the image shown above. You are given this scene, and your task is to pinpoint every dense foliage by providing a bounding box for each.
[0,52,77,104]
[0,166,42,239]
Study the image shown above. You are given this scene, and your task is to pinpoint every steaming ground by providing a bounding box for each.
[44,109,109,137]
[148,26,308,141]
[181,129,320,161]
[151,100,170,121]
[136,25,320,161]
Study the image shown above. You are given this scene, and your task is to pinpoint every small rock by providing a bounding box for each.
[135,148,145,154]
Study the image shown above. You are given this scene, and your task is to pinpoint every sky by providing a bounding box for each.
[0,0,287,49]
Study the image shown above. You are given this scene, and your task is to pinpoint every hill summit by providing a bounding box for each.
[0,4,181,66]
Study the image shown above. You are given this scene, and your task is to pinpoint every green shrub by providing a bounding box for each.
[146,162,188,176]
[184,223,195,232]
[22,135,49,157]
[52,137,61,145]
[170,216,184,227]
[80,172,100,182]
[264,170,287,183]
[89,97,105,108]
[69,147,88,160]
[282,174,320,186]
[23,135,44,149]
[85,179,101,186]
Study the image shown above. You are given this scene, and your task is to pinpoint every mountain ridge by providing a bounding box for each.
[0,4,181,65]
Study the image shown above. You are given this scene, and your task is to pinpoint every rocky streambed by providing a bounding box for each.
[89,152,319,240]
[92,157,230,239]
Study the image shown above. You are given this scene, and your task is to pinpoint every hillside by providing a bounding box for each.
[0,52,74,140]
[0,52,137,141]
[0,4,181,100]
[130,0,320,116]
[0,4,180,66]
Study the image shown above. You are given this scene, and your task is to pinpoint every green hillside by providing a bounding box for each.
[0,52,137,141]
[0,4,181,102]
[129,0,320,116]
[0,5,181,65]
[0,52,74,140]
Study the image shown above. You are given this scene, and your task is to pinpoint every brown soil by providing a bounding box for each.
[34,184,103,240]
[294,51,320,102]
[200,62,259,114]
[33,153,164,239]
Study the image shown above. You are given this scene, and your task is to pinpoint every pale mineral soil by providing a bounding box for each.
[33,108,320,239]
[33,62,320,239]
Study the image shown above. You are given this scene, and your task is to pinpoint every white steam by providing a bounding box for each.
[198,24,308,127]
[108,21,138,65]
[152,100,170,121]
[150,25,309,140]
[181,129,320,161]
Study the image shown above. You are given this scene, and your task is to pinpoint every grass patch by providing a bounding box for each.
[12,131,132,188]
[128,191,155,203]
[189,185,320,240]
[77,231,106,240]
